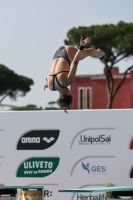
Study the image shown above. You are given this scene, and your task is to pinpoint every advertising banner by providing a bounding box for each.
[0,110,133,200]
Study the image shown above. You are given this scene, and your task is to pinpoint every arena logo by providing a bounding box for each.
[17,130,60,150]
[82,162,107,174]
[16,157,60,177]
[78,134,111,145]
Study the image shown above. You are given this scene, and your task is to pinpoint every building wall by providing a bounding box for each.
[70,71,132,109]
[112,78,130,108]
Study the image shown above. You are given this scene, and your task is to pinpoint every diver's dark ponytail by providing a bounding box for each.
[60,95,73,113]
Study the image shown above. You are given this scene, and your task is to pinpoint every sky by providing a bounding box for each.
[0,0,133,109]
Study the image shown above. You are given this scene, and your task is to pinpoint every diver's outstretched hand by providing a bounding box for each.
[80,37,91,46]
[44,78,48,90]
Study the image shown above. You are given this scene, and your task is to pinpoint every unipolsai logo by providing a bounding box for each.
[79,134,111,145]
[16,157,60,177]
[17,130,60,150]
[82,162,107,174]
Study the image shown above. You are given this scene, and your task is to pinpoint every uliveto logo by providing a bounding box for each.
[17,130,60,150]
[16,157,60,177]
[82,162,107,174]
[79,134,111,145]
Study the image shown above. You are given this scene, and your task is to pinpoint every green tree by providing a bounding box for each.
[64,21,133,108]
[0,64,34,103]
[11,105,43,111]
[44,101,60,110]
[44,100,71,110]
[11,104,43,111]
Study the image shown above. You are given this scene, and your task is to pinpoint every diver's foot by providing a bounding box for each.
[97,48,105,58]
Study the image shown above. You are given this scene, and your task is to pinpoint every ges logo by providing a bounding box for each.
[82,162,107,174]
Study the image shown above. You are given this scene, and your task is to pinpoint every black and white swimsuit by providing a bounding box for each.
[49,47,71,91]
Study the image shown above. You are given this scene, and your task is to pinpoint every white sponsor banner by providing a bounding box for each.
[0,110,133,200]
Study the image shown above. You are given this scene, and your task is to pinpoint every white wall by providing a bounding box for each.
[0,110,133,200]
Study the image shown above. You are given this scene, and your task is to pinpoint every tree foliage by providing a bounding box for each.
[0,64,34,103]
[64,21,133,108]
[44,100,61,110]
[44,99,70,110]
[11,106,42,111]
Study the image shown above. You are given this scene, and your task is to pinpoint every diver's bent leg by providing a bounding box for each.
[79,48,105,60]
[66,46,105,62]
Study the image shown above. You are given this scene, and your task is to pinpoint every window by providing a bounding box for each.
[78,87,92,109]
[86,88,91,109]
[78,88,84,109]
